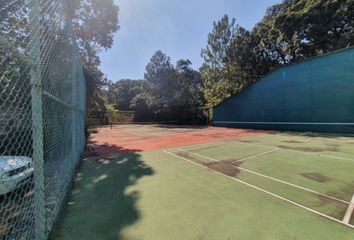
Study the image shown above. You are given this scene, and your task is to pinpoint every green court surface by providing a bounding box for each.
[55,130,354,240]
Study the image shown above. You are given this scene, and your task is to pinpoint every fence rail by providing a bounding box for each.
[0,1,86,239]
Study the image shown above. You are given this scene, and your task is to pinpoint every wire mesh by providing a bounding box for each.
[0,0,86,239]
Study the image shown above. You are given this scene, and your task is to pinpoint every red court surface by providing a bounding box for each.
[89,124,265,155]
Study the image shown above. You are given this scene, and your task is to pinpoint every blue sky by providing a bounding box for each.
[99,0,281,81]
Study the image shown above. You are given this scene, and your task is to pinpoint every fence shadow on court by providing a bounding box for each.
[54,146,154,240]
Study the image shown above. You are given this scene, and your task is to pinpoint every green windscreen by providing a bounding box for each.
[213,47,354,133]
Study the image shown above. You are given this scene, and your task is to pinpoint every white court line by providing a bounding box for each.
[234,148,279,163]
[179,149,349,205]
[343,194,354,224]
[168,137,354,163]
[164,150,354,229]
[233,140,354,163]
[124,127,198,133]
[168,138,268,152]
[168,141,231,152]
[276,133,354,144]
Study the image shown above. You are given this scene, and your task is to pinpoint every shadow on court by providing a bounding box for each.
[156,124,208,129]
[87,140,143,156]
[54,146,154,240]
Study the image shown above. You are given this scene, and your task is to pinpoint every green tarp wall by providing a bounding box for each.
[213,47,354,133]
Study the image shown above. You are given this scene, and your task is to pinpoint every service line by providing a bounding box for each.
[164,150,354,229]
[179,149,349,205]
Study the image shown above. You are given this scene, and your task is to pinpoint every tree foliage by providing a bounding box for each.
[108,79,150,111]
[130,92,157,122]
[67,0,119,119]
[0,0,120,130]
[143,51,206,123]
[145,50,175,88]
[201,0,354,110]
[4,0,352,126]
[107,51,206,124]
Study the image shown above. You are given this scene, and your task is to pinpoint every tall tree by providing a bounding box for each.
[144,50,179,114]
[201,0,354,111]
[200,15,240,108]
[173,60,206,123]
[0,0,120,126]
[201,15,236,69]
[66,0,119,66]
[144,50,176,89]
[122,51,207,124]
[66,0,120,117]
[272,0,354,60]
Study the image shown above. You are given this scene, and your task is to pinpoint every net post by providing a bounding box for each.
[29,0,46,239]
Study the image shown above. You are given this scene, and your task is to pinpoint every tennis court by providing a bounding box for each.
[55,124,354,240]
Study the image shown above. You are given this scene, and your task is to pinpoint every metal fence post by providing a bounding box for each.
[71,42,78,172]
[29,0,46,239]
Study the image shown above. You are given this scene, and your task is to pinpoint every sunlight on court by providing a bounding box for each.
[165,132,354,228]
[56,125,354,240]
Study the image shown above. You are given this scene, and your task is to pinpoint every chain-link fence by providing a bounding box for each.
[88,110,135,128]
[0,0,86,239]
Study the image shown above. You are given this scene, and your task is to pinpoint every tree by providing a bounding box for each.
[201,15,236,69]
[175,59,204,106]
[173,60,206,123]
[272,0,354,60]
[251,0,354,67]
[107,80,150,110]
[130,93,157,122]
[200,0,354,111]
[200,15,241,108]
[144,50,178,118]
[144,50,176,90]
[65,0,120,65]
[84,66,107,115]
[0,0,120,131]
[67,0,120,121]
[115,51,207,124]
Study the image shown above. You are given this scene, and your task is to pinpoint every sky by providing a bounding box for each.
[99,0,281,81]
